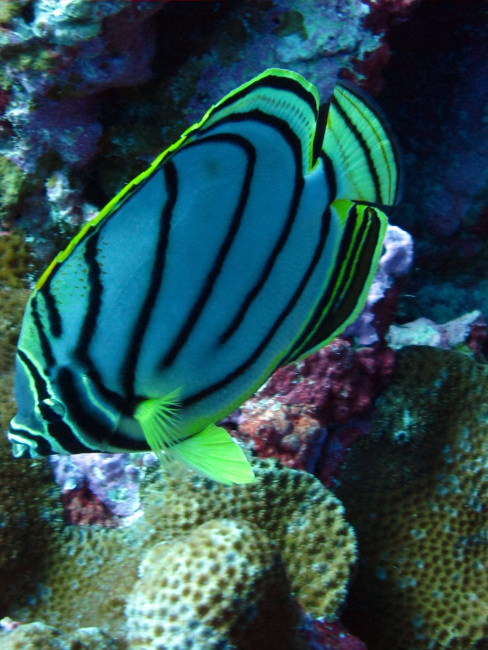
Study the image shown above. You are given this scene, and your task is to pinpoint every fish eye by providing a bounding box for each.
[38,398,66,423]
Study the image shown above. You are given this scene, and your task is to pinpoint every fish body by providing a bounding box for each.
[8,69,401,484]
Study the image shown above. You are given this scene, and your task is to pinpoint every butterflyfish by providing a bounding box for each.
[8,69,401,484]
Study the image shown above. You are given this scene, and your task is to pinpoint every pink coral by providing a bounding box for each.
[61,483,118,528]
[232,339,395,471]
[306,619,367,650]
[260,339,394,424]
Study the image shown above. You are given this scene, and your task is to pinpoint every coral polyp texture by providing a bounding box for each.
[1,621,118,650]
[16,458,355,644]
[142,459,357,620]
[234,338,395,472]
[335,346,488,650]
[126,519,306,650]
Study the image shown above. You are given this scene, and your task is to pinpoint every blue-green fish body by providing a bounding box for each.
[9,69,401,484]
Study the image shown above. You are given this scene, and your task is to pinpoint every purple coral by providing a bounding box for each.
[343,224,414,345]
[50,453,150,522]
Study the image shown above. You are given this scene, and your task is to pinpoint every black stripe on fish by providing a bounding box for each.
[39,277,62,338]
[30,297,56,370]
[331,95,381,203]
[312,103,329,167]
[297,206,371,353]
[68,230,129,414]
[16,350,93,454]
[183,204,333,408]
[320,151,337,205]
[160,133,257,369]
[337,82,403,205]
[122,161,178,397]
[317,207,381,341]
[17,348,49,400]
[211,110,305,346]
[9,425,53,456]
[56,366,115,449]
[74,229,103,366]
[280,205,360,365]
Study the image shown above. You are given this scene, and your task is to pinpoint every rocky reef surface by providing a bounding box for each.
[2,1,488,649]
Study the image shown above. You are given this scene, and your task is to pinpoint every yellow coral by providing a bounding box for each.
[126,518,305,650]
[0,231,33,374]
[336,346,488,650]
[25,458,355,640]
[143,457,357,619]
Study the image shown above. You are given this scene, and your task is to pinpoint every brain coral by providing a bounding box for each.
[23,458,356,643]
[126,518,307,650]
[335,346,488,650]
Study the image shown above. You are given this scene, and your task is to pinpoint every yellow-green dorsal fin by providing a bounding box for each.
[134,392,255,485]
[183,68,320,176]
[172,424,255,485]
[323,82,402,206]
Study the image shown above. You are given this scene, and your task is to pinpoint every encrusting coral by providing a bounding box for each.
[142,457,357,620]
[20,458,356,644]
[0,230,64,619]
[1,621,118,650]
[335,346,488,650]
[126,518,307,650]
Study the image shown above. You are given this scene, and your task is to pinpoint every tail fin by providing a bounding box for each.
[322,82,402,206]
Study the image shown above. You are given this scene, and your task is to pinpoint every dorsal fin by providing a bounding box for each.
[184,68,320,175]
[322,82,402,206]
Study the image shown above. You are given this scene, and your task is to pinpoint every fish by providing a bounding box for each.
[8,68,401,484]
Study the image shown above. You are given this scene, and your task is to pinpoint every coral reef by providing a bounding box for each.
[185,0,387,126]
[1,621,117,650]
[343,224,414,346]
[335,346,488,650]
[126,518,307,650]
[233,339,395,471]
[0,229,63,618]
[305,619,367,650]
[50,453,146,522]
[387,310,487,353]
[0,432,63,621]
[0,230,34,374]
[17,458,355,643]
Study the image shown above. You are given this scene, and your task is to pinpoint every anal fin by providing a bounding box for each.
[134,392,255,485]
[173,424,255,485]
